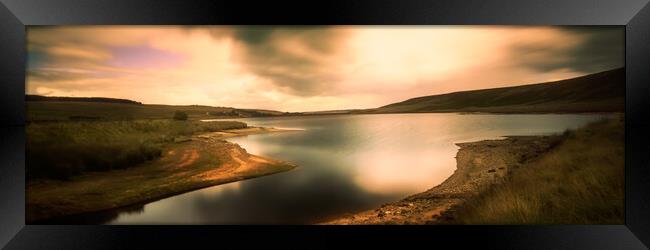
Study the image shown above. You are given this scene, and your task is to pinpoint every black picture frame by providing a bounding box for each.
[1,0,649,249]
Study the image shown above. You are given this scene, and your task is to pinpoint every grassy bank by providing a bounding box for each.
[322,115,623,225]
[27,120,247,180]
[454,116,624,224]
[27,130,297,223]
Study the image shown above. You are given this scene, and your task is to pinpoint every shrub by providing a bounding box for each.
[173,111,188,120]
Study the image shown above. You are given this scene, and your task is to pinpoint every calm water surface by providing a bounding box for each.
[106,113,612,224]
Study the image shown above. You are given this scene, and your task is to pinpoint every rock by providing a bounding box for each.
[377,211,385,217]
[487,169,496,173]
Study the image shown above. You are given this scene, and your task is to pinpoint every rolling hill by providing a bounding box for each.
[25,95,143,105]
[26,67,625,122]
[366,67,625,114]
[26,96,286,122]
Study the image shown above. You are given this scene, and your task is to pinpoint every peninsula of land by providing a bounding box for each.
[27,127,299,223]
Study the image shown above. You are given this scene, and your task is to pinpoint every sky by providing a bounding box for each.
[26,26,624,112]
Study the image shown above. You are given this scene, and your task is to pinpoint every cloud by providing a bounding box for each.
[320,27,593,100]
[26,26,624,112]
[228,26,351,96]
[562,27,624,72]
[514,26,623,73]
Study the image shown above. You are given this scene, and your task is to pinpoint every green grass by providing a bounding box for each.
[26,119,247,180]
[454,115,624,224]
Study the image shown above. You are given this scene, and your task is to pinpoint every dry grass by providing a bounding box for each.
[26,119,247,180]
[26,138,296,223]
[455,115,624,224]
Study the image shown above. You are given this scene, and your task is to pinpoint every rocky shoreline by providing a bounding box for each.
[321,135,558,225]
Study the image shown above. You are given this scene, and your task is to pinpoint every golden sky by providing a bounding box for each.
[27,26,623,112]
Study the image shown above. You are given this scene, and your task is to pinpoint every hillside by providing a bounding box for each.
[26,68,625,121]
[26,97,285,122]
[367,68,625,114]
[26,95,143,105]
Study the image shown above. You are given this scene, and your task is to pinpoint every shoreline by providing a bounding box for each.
[199,111,622,120]
[320,135,559,225]
[26,127,300,223]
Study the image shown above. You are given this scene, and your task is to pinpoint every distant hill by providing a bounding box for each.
[367,67,625,114]
[26,67,625,121]
[26,95,143,105]
[26,96,286,122]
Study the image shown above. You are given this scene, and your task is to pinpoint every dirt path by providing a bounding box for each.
[175,148,200,168]
[27,127,299,223]
[321,136,557,225]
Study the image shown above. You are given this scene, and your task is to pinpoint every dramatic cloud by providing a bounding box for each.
[557,27,624,72]
[513,26,623,73]
[228,26,351,96]
[26,26,624,112]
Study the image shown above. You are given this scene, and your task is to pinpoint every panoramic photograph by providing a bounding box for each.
[25,26,624,225]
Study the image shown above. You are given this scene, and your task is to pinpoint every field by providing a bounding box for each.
[26,128,297,223]
[454,116,624,224]
[26,99,285,122]
[26,119,247,180]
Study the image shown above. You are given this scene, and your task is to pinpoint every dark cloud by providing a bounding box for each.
[27,68,117,82]
[228,26,347,96]
[27,50,48,70]
[516,26,624,73]
[227,26,624,96]
[232,27,275,45]
[562,27,624,72]
[28,69,84,82]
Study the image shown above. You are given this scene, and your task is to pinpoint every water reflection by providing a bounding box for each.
[353,146,458,194]
[101,113,612,224]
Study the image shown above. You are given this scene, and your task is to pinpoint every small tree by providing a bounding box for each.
[173,111,188,120]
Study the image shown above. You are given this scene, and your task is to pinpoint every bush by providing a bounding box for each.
[173,111,188,120]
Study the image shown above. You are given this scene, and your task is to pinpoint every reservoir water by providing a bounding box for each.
[106,113,613,224]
